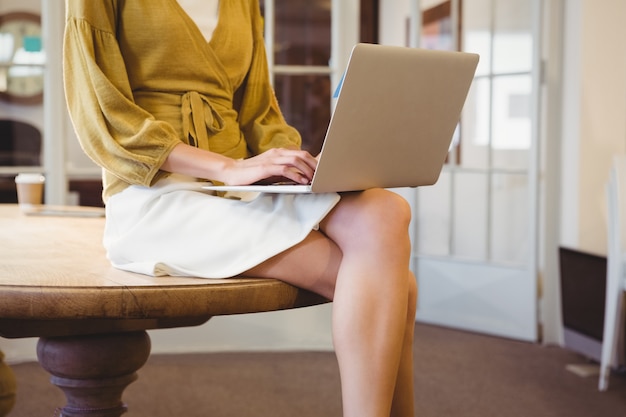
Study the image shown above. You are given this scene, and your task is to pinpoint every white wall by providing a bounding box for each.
[575,0,626,253]
[379,0,412,46]
[547,0,626,256]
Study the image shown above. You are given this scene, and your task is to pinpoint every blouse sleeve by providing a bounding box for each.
[63,1,181,187]
[234,0,302,156]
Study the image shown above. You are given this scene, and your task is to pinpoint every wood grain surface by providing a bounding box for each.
[0,204,328,337]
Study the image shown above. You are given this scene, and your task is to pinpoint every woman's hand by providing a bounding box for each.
[223,148,317,185]
[161,144,317,185]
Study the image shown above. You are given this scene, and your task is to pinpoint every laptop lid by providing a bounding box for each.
[204,43,479,194]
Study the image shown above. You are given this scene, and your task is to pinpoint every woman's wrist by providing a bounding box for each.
[160,143,233,182]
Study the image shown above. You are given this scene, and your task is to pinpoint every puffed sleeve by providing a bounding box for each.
[235,0,302,156]
[63,0,181,187]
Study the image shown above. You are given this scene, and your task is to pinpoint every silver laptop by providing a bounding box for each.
[203,43,479,194]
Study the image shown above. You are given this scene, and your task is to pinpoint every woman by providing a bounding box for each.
[63,1,417,416]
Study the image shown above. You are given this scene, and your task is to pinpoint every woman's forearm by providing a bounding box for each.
[160,143,233,182]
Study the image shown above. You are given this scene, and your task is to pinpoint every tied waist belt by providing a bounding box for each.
[181,91,226,150]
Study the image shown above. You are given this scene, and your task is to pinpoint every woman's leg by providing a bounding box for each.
[244,189,416,417]
[320,189,414,417]
[391,271,417,417]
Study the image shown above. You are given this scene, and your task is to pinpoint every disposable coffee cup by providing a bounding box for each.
[15,173,45,211]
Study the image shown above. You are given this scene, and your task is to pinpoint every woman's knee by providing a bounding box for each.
[321,188,412,254]
[361,189,412,245]
[344,189,412,232]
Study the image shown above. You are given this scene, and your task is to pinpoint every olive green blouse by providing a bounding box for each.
[63,0,301,201]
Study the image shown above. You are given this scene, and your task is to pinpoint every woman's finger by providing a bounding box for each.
[254,149,317,180]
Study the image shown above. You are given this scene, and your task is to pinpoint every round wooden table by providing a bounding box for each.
[0,204,328,417]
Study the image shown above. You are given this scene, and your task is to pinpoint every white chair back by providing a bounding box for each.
[599,155,626,391]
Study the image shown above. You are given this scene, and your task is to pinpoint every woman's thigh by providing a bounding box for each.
[242,229,342,300]
[243,189,411,298]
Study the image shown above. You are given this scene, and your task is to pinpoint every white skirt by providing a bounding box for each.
[103,175,341,278]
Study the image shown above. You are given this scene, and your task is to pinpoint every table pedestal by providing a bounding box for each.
[37,331,151,417]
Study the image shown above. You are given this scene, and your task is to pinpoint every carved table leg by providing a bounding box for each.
[37,331,151,417]
[0,350,16,417]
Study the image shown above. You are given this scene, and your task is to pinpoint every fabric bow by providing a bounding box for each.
[181,91,226,150]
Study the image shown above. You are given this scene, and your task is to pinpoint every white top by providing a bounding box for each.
[177,0,220,41]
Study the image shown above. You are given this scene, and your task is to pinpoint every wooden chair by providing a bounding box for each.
[599,156,626,391]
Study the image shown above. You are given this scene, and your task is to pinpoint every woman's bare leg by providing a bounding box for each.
[320,189,414,417]
[244,189,416,417]
[391,271,417,417]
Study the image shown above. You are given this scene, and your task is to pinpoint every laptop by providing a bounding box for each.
[203,43,479,194]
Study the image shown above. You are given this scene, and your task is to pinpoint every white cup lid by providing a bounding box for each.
[15,173,45,184]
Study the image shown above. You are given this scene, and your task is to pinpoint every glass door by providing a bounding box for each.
[261,0,361,155]
[414,0,542,341]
